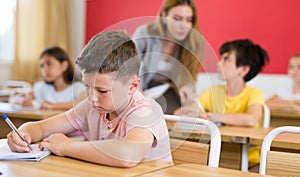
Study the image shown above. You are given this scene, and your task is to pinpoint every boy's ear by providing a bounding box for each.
[239,65,250,77]
[128,75,140,94]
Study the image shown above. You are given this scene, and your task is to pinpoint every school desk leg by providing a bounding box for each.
[241,144,248,172]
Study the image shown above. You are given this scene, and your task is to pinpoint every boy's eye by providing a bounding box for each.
[98,90,107,94]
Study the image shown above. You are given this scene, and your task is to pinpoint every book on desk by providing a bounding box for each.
[0,139,50,161]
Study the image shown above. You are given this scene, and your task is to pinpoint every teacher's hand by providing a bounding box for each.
[179,85,194,105]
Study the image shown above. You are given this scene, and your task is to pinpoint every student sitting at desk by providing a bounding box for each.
[6,31,172,167]
[12,46,86,110]
[266,53,300,111]
[175,39,269,167]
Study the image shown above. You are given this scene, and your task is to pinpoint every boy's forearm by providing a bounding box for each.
[64,139,151,167]
[210,113,259,127]
[19,122,44,142]
[19,114,73,142]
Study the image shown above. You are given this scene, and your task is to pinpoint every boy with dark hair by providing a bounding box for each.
[175,39,269,166]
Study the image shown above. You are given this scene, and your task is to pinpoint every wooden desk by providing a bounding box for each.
[0,155,173,177]
[169,126,267,171]
[0,102,64,120]
[137,163,271,177]
[169,126,300,171]
[0,102,64,138]
[270,110,300,127]
[250,127,300,151]
[169,126,267,145]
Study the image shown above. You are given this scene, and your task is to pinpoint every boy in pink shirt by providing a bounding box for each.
[6,31,172,167]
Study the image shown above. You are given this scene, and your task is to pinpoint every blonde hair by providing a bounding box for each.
[147,0,204,83]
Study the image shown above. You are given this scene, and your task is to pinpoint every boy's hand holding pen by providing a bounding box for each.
[1,113,32,152]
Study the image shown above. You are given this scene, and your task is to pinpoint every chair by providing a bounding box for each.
[259,126,300,176]
[164,114,221,167]
[263,104,270,128]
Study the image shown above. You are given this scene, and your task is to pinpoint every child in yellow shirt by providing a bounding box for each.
[175,39,269,166]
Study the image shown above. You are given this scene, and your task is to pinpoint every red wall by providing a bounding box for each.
[86,0,300,74]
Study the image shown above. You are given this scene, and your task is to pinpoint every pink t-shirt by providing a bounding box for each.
[65,91,172,162]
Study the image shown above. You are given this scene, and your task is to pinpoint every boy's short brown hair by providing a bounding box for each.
[76,31,140,83]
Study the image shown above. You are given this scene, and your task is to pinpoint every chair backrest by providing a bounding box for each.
[259,126,300,176]
[164,114,221,167]
[263,104,270,128]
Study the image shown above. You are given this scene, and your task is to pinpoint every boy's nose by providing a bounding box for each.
[88,89,98,102]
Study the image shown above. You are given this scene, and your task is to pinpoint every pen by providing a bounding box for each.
[1,113,33,151]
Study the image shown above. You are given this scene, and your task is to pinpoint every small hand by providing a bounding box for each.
[22,96,33,106]
[198,112,211,120]
[173,107,183,116]
[174,102,203,117]
[40,101,54,109]
[40,133,71,156]
[173,107,199,118]
[179,85,194,105]
[7,130,31,152]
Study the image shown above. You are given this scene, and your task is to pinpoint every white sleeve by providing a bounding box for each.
[72,82,86,100]
[33,81,45,104]
[132,25,148,56]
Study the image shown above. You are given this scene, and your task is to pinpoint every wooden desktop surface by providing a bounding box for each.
[169,125,300,170]
[169,126,267,144]
[0,155,173,177]
[170,126,300,150]
[271,109,300,119]
[0,102,64,120]
[250,127,300,150]
[270,109,300,127]
[0,102,64,138]
[137,163,272,177]
[168,125,260,170]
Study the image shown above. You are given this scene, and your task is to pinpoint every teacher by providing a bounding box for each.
[132,0,204,114]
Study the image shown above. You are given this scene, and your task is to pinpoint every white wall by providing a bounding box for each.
[71,0,86,58]
[0,60,12,88]
[196,73,291,100]
[0,0,86,88]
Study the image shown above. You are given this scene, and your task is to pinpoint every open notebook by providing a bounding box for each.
[0,140,50,161]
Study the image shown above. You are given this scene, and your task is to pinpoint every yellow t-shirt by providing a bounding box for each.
[198,85,264,164]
